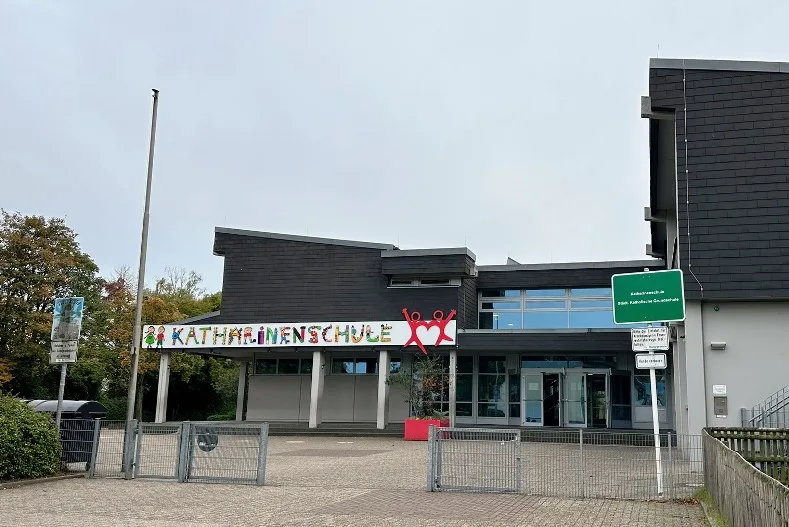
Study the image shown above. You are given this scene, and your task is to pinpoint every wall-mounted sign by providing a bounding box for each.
[712,385,727,396]
[143,308,456,354]
[635,353,667,369]
[630,326,670,352]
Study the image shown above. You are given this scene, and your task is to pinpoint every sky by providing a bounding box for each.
[1,0,787,293]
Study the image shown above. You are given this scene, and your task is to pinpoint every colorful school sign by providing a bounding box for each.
[143,308,457,354]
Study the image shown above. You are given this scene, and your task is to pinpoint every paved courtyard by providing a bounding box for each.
[0,478,706,527]
[1,435,706,526]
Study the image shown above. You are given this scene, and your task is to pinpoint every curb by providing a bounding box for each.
[699,499,718,527]
[0,473,84,490]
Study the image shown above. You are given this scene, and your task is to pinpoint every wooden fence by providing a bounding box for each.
[704,429,789,527]
[708,427,789,484]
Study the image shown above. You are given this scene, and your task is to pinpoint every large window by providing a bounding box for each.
[330,358,402,375]
[254,358,312,375]
[634,371,667,407]
[479,288,648,330]
[478,356,507,418]
[456,356,473,417]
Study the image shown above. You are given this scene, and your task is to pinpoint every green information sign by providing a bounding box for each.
[611,269,685,324]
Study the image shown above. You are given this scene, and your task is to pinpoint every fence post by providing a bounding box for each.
[177,421,191,483]
[256,422,269,486]
[87,418,101,478]
[515,429,522,493]
[666,432,673,500]
[133,421,143,477]
[426,425,437,492]
[579,429,585,499]
[123,419,137,480]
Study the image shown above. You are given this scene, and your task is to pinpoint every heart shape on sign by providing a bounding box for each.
[415,324,441,347]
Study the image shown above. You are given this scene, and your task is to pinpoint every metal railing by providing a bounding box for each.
[704,429,789,527]
[745,385,789,428]
[741,407,789,429]
[427,426,704,501]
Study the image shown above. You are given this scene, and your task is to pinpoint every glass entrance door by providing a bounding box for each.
[586,373,608,428]
[564,373,587,427]
[521,373,543,426]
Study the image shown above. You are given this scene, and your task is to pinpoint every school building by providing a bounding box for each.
[152,57,789,437]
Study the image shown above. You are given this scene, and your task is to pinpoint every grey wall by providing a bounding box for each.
[244,351,411,423]
[246,375,310,422]
[476,263,662,290]
[697,301,789,428]
[650,67,789,300]
[381,253,475,277]
[215,231,466,325]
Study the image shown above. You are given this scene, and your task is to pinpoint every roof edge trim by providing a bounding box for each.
[478,259,665,272]
[214,227,395,250]
[172,310,221,325]
[650,57,789,74]
[381,247,476,260]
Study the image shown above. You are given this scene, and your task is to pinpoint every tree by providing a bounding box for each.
[0,211,102,396]
[387,355,449,419]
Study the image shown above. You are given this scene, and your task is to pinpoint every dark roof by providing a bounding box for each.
[478,259,664,272]
[172,311,221,325]
[380,247,476,259]
[650,57,789,73]
[215,227,395,251]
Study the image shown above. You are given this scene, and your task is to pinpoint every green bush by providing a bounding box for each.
[0,395,62,480]
[206,412,236,421]
[99,396,127,421]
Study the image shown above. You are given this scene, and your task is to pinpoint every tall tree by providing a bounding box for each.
[0,211,102,396]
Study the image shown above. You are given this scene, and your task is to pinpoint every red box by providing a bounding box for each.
[403,418,450,441]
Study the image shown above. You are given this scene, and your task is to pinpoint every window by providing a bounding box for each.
[408,355,451,416]
[254,358,312,375]
[456,356,473,417]
[477,356,507,418]
[389,277,461,288]
[331,358,380,375]
[254,359,277,375]
[479,288,650,329]
[634,371,666,407]
[520,355,617,369]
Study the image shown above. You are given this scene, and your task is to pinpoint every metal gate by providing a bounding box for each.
[86,420,269,485]
[428,427,522,493]
[134,422,182,480]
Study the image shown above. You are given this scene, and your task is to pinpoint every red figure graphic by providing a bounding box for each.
[401,308,456,354]
[432,309,457,346]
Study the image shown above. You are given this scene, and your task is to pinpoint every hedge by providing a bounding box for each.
[0,395,62,480]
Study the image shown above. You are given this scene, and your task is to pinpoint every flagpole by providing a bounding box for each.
[126,89,160,422]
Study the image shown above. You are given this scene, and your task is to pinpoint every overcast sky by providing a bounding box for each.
[1,1,787,293]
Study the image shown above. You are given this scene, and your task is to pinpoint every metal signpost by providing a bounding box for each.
[50,297,84,430]
[614,268,685,499]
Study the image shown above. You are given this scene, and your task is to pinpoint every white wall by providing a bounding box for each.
[699,301,789,428]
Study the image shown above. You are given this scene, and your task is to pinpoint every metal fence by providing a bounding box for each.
[58,419,269,485]
[183,422,267,484]
[427,426,704,501]
[429,427,521,493]
[704,430,789,527]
